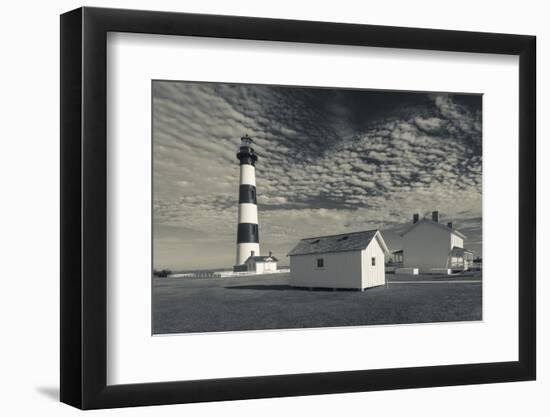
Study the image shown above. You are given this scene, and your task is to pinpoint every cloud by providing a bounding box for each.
[153,82,482,269]
[414,117,443,132]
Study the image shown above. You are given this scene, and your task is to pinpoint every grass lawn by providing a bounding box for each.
[152,272,482,334]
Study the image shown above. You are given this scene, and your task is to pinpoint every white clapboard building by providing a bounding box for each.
[243,251,278,274]
[401,211,474,273]
[288,230,390,290]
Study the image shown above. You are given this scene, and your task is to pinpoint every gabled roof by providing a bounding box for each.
[288,229,390,257]
[245,255,278,263]
[450,246,474,257]
[400,218,466,239]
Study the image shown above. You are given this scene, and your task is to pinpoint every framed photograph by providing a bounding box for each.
[60,7,536,409]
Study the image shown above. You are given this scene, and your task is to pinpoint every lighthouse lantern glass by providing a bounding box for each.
[240,136,253,148]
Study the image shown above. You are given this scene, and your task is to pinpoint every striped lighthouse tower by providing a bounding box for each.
[235,135,260,267]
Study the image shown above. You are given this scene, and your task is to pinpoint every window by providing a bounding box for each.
[316,258,324,268]
[371,257,376,266]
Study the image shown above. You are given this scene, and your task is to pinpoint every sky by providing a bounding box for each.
[152,81,482,270]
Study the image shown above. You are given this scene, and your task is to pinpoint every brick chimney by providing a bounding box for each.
[432,211,439,223]
[268,250,272,257]
[250,250,255,257]
[413,213,419,224]
[447,222,453,229]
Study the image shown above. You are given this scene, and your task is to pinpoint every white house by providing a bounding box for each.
[244,251,278,274]
[288,230,390,290]
[401,211,474,273]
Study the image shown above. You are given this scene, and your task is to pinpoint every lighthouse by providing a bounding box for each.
[234,135,260,268]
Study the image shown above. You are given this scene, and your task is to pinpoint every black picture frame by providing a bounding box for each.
[60,6,536,410]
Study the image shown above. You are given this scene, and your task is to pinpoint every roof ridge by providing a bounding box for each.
[300,229,379,241]
[401,218,465,238]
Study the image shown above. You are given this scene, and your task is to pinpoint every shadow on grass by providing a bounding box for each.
[224,284,360,292]
[224,284,294,291]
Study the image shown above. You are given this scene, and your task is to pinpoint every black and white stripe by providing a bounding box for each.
[235,135,260,265]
